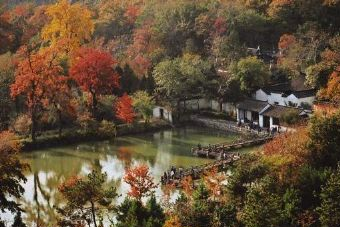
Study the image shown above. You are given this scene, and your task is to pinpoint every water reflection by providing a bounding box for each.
[19,126,242,226]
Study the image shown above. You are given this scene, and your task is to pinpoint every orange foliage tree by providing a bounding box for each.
[263,127,310,182]
[203,167,226,200]
[278,34,296,51]
[10,46,64,142]
[163,215,182,227]
[70,48,120,118]
[123,164,157,201]
[115,93,135,123]
[318,66,340,103]
[180,176,194,198]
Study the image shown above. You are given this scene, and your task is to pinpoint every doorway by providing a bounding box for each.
[160,108,164,119]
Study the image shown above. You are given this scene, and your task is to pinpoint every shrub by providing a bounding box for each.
[98,120,116,136]
[11,114,32,136]
[77,112,98,133]
[280,110,301,126]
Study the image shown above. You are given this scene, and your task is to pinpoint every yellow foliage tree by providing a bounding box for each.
[41,0,94,52]
[163,215,182,227]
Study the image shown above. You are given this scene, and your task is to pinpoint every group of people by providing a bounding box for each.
[195,143,235,159]
[161,166,184,184]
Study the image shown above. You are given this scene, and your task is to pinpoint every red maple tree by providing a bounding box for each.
[115,93,135,124]
[123,164,156,201]
[70,48,120,118]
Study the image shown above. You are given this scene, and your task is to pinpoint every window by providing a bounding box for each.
[274,102,279,105]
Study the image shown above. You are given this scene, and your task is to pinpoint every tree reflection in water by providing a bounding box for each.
[18,127,236,225]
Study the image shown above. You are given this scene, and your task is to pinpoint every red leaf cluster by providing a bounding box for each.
[115,93,135,124]
[70,48,120,95]
[123,164,156,201]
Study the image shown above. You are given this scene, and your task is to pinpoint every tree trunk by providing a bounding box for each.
[57,110,62,138]
[219,100,223,113]
[31,111,37,143]
[90,201,97,227]
[91,91,97,119]
[177,100,181,121]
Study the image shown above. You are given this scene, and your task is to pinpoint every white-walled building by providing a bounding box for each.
[237,79,315,129]
[153,106,173,123]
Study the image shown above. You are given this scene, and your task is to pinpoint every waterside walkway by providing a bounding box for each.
[192,136,273,159]
[161,153,240,186]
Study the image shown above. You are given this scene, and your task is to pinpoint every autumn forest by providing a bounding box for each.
[1,0,340,227]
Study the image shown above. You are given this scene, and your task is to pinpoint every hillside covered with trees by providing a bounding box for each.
[1,0,340,227]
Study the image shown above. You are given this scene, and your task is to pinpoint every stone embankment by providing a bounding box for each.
[190,115,268,136]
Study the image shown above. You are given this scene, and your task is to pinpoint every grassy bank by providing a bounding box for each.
[20,120,172,152]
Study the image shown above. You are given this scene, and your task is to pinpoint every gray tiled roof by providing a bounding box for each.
[237,99,268,112]
[261,105,304,118]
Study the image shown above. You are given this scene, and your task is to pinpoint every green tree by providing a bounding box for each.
[0,131,28,226]
[118,64,140,95]
[153,54,212,118]
[308,112,340,168]
[58,170,117,227]
[116,195,165,227]
[279,110,301,125]
[153,1,204,57]
[214,203,238,227]
[116,198,147,227]
[145,195,165,227]
[241,177,287,227]
[191,183,212,227]
[318,165,340,227]
[132,91,155,123]
[233,56,270,94]
[0,53,15,130]
[227,154,268,201]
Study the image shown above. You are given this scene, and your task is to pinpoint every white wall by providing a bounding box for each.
[259,115,264,127]
[199,99,211,109]
[179,98,236,114]
[222,102,236,113]
[211,100,220,111]
[179,98,211,110]
[285,95,299,107]
[268,92,286,106]
[246,111,252,121]
[254,89,268,101]
[286,94,315,107]
[153,106,173,123]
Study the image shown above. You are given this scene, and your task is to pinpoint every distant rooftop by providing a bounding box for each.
[261,76,316,97]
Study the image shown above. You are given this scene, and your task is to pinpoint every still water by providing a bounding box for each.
[11,126,250,225]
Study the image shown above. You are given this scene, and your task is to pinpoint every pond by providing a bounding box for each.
[4,126,256,226]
